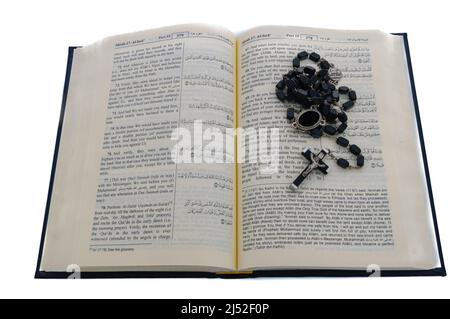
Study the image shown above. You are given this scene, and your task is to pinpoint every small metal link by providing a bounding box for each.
[327,150,338,160]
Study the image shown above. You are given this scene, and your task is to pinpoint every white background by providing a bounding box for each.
[1,0,449,299]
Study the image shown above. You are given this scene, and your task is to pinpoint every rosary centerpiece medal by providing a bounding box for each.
[275,51,365,190]
[294,108,324,132]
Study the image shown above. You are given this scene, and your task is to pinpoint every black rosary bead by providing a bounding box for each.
[286,78,298,90]
[356,154,364,167]
[317,69,328,79]
[313,81,321,91]
[337,122,348,133]
[319,81,329,92]
[309,74,319,84]
[297,74,310,88]
[293,57,300,68]
[326,96,334,104]
[310,127,323,138]
[286,86,294,95]
[331,90,340,102]
[348,90,357,101]
[296,88,309,99]
[325,108,338,122]
[323,125,337,135]
[309,52,321,62]
[293,95,303,105]
[336,136,349,147]
[276,79,286,90]
[303,97,314,108]
[309,95,322,104]
[309,89,321,98]
[338,86,349,94]
[327,83,336,91]
[303,66,316,76]
[319,60,331,70]
[276,89,286,101]
[342,100,354,110]
[286,90,294,101]
[337,158,350,168]
[349,144,361,155]
[337,112,348,123]
[319,102,331,116]
[287,107,295,121]
[284,70,295,79]
[297,51,308,60]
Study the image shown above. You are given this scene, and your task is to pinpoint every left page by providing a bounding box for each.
[40,24,237,273]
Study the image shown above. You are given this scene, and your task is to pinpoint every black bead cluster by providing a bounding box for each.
[277,51,364,169]
[276,50,357,138]
[336,137,364,168]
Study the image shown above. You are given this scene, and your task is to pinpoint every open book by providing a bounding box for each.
[36,24,445,278]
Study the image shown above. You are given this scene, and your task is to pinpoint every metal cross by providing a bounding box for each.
[289,148,329,191]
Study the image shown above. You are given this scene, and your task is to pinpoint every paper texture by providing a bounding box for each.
[41,24,237,272]
[236,26,439,270]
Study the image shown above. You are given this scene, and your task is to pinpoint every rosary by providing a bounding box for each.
[275,51,365,191]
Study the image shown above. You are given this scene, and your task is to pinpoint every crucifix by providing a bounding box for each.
[289,148,329,191]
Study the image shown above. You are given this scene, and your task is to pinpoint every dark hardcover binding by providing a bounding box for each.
[35,34,446,279]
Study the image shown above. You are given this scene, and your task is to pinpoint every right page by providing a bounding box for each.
[237,26,440,271]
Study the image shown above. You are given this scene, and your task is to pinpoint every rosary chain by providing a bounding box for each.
[327,149,363,169]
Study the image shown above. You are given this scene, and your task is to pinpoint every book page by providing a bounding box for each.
[236,26,439,271]
[40,24,237,272]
